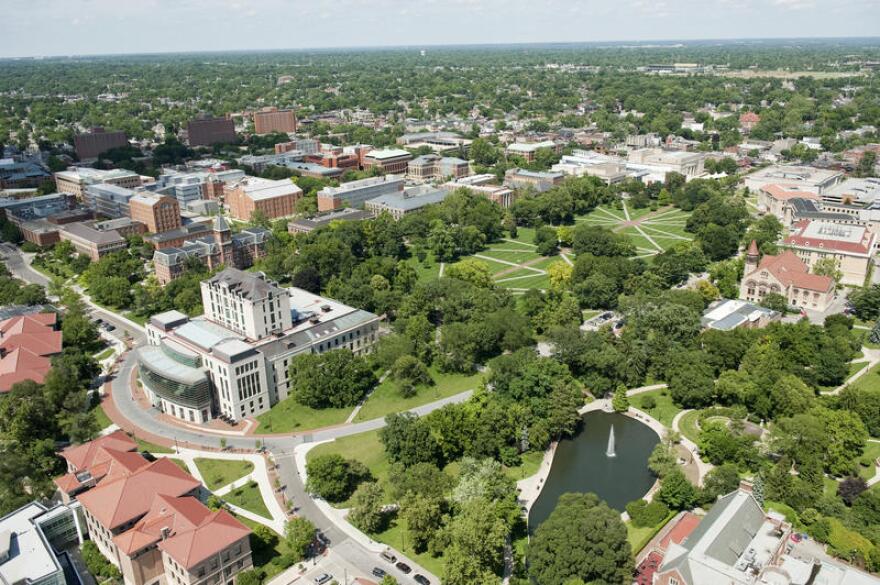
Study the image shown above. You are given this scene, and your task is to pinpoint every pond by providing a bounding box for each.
[528,410,660,531]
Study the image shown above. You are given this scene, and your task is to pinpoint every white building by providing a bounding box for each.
[0,501,86,585]
[140,268,381,423]
[743,165,843,196]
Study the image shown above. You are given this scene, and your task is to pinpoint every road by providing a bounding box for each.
[4,242,449,583]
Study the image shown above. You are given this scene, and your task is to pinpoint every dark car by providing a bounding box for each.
[372,567,387,578]
[414,575,430,585]
[396,562,412,574]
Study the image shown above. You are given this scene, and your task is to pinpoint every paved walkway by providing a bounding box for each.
[174,447,288,534]
[823,347,880,395]
[671,410,714,485]
[294,441,440,584]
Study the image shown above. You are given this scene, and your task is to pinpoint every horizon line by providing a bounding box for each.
[2,34,880,62]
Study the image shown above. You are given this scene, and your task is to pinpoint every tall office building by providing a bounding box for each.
[253,107,297,134]
[187,117,236,147]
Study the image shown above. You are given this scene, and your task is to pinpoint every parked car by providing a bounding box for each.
[313,574,332,585]
[414,575,430,585]
[380,550,397,563]
[372,567,387,578]
[396,562,412,574]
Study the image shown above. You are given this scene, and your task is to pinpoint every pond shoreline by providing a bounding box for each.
[517,398,664,524]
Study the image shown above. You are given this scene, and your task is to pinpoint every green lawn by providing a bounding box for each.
[860,442,880,481]
[502,450,545,482]
[135,436,173,454]
[626,513,675,555]
[478,248,540,265]
[368,516,446,577]
[91,403,114,430]
[94,347,115,361]
[256,399,352,434]
[851,361,880,393]
[308,428,545,506]
[507,227,538,246]
[632,388,681,428]
[820,361,870,392]
[494,267,543,281]
[308,430,392,508]
[678,410,703,444]
[354,367,484,422]
[195,458,255,491]
[163,458,191,474]
[224,480,271,519]
[231,513,293,578]
[500,272,549,290]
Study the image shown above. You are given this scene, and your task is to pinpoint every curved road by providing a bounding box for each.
[2,244,455,582]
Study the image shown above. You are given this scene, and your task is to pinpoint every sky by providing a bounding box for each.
[1,0,879,59]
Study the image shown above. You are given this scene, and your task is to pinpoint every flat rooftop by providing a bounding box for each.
[0,503,60,585]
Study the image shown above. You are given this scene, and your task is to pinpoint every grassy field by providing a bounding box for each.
[164,458,191,474]
[820,360,870,392]
[678,410,703,444]
[224,480,271,519]
[256,399,352,434]
[195,458,255,490]
[850,361,880,393]
[354,367,484,422]
[626,513,675,555]
[368,516,446,577]
[91,402,114,430]
[134,436,173,454]
[860,442,880,481]
[632,388,681,428]
[94,347,115,361]
[308,429,546,507]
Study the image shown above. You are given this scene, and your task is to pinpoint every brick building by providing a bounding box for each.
[74,128,129,160]
[253,107,297,134]
[225,177,302,221]
[187,117,236,147]
[129,193,182,234]
[362,149,413,174]
[58,434,253,585]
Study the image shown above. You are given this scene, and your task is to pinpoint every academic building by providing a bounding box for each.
[139,268,380,423]
[54,432,253,585]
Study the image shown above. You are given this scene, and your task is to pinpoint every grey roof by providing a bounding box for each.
[258,309,379,361]
[60,221,125,245]
[366,186,448,212]
[149,310,189,329]
[205,268,284,301]
[213,214,230,233]
[146,221,211,244]
[136,345,208,386]
[288,209,373,231]
[212,339,257,363]
[174,318,241,351]
[659,490,767,585]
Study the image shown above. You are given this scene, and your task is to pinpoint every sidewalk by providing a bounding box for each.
[293,441,441,584]
[175,447,288,534]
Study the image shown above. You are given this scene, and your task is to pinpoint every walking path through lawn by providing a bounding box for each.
[174,447,287,534]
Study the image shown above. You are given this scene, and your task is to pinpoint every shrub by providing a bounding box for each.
[625,499,670,528]
[640,395,657,410]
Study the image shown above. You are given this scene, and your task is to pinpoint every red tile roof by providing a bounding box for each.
[60,430,138,471]
[114,494,210,556]
[760,184,820,202]
[739,112,761,124]
[0,314,62,392]
[660,512,701,550]
[76,457,201,530]
[754,250,834,292]
[784,219,874,255]
[55,447,149,495]
[747,240,759,256]
[158,506,251,570]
